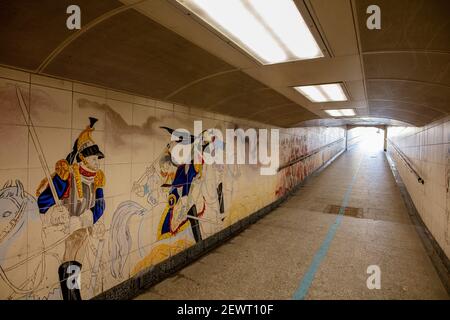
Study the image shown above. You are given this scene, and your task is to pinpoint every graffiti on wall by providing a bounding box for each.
[275,130,344,197]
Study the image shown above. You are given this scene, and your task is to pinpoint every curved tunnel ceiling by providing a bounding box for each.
[0,0,317,127]
[355,0,450,127]
[0,0,448,127]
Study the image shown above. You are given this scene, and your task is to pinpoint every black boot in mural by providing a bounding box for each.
[58,261,82,300]
[217,182,225,218]
[187,205,202,243]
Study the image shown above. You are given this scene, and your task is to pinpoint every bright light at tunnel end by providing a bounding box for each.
[176,0,324,65]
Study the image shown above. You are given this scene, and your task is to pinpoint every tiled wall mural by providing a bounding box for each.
[388,119,450,259]
[0,67,345,300]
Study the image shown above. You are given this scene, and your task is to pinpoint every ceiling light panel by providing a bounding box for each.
[324,109,356,117]
[340,109,356,116]
[294,83,348,102]
[176,0,324,64]
[324,110,343,117]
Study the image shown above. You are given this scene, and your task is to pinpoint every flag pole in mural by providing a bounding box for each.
[15,86,62,210]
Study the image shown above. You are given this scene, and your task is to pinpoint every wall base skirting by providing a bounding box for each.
[386,152,450,295]
[93,149,346,300]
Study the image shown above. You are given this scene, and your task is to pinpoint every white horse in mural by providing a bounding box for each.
[0,180,61,300]
[107,160,244,281]
[109,200,148,279]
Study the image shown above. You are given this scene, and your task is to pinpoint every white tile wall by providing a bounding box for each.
[388,117,450,258]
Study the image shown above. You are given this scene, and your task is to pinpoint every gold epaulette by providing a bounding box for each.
[36,159,69,197]
[94,169,105,190]
[55,159,70,180]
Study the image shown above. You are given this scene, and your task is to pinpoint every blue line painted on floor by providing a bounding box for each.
[292,156,363,300]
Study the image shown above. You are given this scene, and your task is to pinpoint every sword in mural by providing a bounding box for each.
[15,86,62,210]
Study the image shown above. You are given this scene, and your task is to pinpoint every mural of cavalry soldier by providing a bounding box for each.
[157,151,204,242]
[36,117,105,300]
[157,128,206,243]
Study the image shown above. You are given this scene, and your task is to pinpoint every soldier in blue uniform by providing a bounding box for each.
[36,117,105,300]
[156,127,208,242]
[158,155,203,242]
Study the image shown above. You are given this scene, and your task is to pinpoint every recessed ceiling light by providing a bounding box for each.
[340,109,356,116]
[324,109,356,117]
[176,0,324,65]
[324,110,343,117]
[294,83,348,102]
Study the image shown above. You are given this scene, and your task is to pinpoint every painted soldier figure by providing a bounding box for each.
[158,152,204,242]
[156,127,210,243]
[36,117,105,300]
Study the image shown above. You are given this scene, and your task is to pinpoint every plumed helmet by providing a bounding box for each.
[66,117,105,164]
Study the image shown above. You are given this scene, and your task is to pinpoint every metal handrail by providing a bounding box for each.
[277,138,345,172]
[388,139,425,184]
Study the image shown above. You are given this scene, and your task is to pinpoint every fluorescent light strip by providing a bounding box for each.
[296,86,327,102]
[294,83,348,102]
[177,0,323,64]
[321,84,347,101]
[247,0,322,60]
[324,110,343,117]
[340,109,356,116]
[324,109,356,117]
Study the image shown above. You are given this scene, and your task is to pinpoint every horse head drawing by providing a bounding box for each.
[0,179,47,298]
[0,180,40,247]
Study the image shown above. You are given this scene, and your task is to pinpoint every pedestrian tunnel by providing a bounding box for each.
[0,0,448,301]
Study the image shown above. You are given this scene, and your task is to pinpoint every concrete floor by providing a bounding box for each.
[135,143,449,300]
